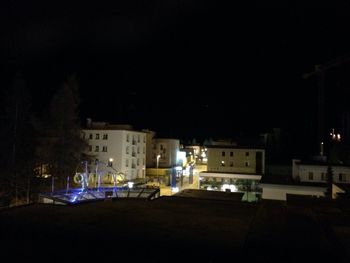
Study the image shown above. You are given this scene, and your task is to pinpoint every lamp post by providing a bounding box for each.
[156,154,161,187]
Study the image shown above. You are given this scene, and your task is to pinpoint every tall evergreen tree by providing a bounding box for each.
[0,71,36,204]
[41,75,87,190]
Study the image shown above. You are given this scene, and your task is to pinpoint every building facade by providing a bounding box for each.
[199,146,265,201]
[207,146,265,174]
[82,122,146,181]
[292,159,350,184]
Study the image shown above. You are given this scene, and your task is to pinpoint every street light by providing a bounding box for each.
[156,154,161,187]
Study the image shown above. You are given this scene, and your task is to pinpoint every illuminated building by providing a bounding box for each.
[82,119,146,181]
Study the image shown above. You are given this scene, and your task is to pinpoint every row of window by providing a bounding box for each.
[86,134,108,140]
[221,160,250,167]
[221,151,250,157]
[125,158,145,167]
[126,134,146,143]
[308,172,347,182]
[89,145,108,152]
[89,145,146,154]
[85,133,146,143]
[126,146,146,154]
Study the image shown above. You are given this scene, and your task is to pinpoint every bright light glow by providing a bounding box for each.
[157,154,161,159]
[175,166,183,171]
[221,184,238,192]
[127,182,134,188]
[109,158,114,162]
[171,187,179,193]
[176,151,187,166]
[207,186,213,191]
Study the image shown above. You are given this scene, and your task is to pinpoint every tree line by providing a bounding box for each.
[0,72,88,206]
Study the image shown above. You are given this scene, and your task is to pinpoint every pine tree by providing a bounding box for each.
[40,75,88,190]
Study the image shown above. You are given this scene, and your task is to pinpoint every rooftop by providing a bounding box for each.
[1,190,349,262]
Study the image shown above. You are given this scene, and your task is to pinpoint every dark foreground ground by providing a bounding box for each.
[1,190,350,262]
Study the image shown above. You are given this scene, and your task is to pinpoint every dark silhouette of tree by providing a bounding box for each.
[0,71,37,205]
[326,165,334,200]
[39,75,88,190]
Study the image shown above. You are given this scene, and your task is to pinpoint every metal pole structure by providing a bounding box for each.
[66,175,70,194]
[156,155,161,187]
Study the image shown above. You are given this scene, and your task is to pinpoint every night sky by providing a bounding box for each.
[2,2,350,142]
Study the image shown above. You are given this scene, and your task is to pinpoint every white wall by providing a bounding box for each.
[261,184,326,201]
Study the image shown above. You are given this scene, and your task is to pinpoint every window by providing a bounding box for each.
[95,146,99,152]
[137,146,140,153]
[89,133,93,140]
[138,135,140,142]
[222,151,225,157]
[245,161,249,167]
[230,152,233,157]
[339,173,345,182]
[143,135,146,143]
[127,134,130,142]
[126,146,129,154]
[126,159,129,167]
[143,146,145,154]
[245,152,249,156]
[137,159,140,165]
[321,172,326,181]
[102,146,107,152]
[160,144,163,150]
[89,145,92,152]
[230,161,234,167]
[95,134,100,140]
[103,134,108,140]
[308,172,314,180]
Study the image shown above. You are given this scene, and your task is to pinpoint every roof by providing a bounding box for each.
[206,145,265,150]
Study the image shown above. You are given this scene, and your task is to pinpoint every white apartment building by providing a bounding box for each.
[292,159,350,184]
[152,138,180,168]
[82,122,146,181]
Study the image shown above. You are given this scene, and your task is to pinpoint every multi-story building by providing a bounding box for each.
[152,138,180,168]
[292,159,350,184]
[199,145,265,201]
[82,121,146,181]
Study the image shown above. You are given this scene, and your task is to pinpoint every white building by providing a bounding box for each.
[292,159,350,184]
[260,183,326,201]
[199,146,265,201]
[82,121,146,181]
[152,138,180,168]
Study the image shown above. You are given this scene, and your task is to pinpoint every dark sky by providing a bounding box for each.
[2,1,350,142]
